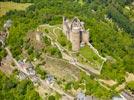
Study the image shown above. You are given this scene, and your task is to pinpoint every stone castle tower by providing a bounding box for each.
[63,17,89,51]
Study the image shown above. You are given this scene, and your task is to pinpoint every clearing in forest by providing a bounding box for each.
[74,45,104,70]
[0,1,31,17]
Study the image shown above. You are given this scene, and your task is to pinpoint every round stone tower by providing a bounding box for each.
[70,28,80,51]
[70,17,81,51]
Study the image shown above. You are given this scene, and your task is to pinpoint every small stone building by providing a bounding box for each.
[63,17,89,51]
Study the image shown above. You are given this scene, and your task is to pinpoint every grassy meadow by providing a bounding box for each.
[0,1,31,17]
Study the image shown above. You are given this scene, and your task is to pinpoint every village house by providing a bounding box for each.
[76,92,98,100]
[120,90,134,100]
[46,74,55,85]
[18,60,35,76]
[18,71,27,80]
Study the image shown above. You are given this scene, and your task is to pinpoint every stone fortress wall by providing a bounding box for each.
[63,17,89,51]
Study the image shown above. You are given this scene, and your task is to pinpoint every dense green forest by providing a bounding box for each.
[0,71,41,100]
[0,0,134,99]
[1,0,133,80]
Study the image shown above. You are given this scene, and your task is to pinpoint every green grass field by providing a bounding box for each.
[0,1,31,17]
[78,46,104,70]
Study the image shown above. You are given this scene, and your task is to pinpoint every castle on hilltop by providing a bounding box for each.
[63,17,89,51]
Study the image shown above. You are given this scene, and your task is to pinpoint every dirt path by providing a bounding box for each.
[98,79,117,87]
[115,73,134,91]
[125,72,134,82]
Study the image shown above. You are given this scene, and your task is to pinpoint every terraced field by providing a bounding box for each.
[42,56,81,82]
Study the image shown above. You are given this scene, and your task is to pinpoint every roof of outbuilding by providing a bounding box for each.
[121,91,134,100]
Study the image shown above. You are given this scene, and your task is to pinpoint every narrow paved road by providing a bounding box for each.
[5,47,24,72]
[39,79,74,100]
[5,47,74,100]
